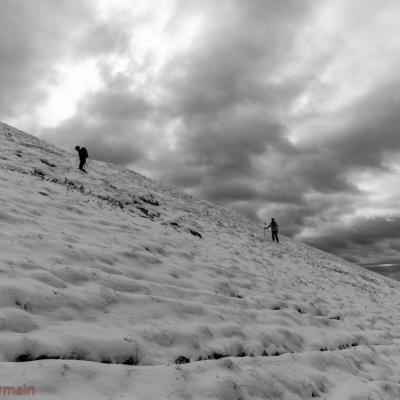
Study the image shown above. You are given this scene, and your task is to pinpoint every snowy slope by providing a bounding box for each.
[1,121,400,399]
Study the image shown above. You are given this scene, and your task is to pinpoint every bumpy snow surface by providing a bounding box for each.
[2,122,400,399]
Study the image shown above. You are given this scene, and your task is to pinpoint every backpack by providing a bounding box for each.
[81,147,89,159]
[271,220,278,231]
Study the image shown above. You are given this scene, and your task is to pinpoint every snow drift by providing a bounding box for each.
[1,122,400,399]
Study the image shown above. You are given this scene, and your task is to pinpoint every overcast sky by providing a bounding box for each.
[2,0,400,265]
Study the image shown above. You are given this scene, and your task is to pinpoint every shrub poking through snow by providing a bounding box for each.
[139,193,160,206]
[188,229,202,238]
[175,356,190,364]
[40,158,56,168]
[136,206,160,220]
[32,168,45,178]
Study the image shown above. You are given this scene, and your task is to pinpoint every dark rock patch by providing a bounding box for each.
[189,229,202,239]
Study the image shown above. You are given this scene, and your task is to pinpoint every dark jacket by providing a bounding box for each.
[78,147,88,161]
[265,220,278,232]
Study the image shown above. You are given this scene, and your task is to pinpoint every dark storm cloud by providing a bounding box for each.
[325,82,400,169]
[164,0,312,119]
[305,217,400,263]
[153,0,314,206]
[263,79,400,207]
[0,0,93,119]
[182,117,287,177]
[296,152,359,194]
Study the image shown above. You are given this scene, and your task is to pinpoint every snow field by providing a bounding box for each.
[2,122,400,398]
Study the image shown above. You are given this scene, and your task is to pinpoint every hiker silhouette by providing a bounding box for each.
[75,146,88,173]
[264,218,279,243]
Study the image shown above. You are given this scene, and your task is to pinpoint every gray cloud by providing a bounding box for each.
[78,21,131,57]
[0,0,93,119]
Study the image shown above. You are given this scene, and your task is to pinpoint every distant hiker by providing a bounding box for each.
[75,145,88,173]
[264,218,279,243]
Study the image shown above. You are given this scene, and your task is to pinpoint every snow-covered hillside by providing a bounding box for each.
[2,122,400,399]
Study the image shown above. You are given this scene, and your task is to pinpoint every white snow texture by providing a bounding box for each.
[1,122,400,399]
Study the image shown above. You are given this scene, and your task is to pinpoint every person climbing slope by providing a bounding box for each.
[264,218,279,243]
[75,145,89,173]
